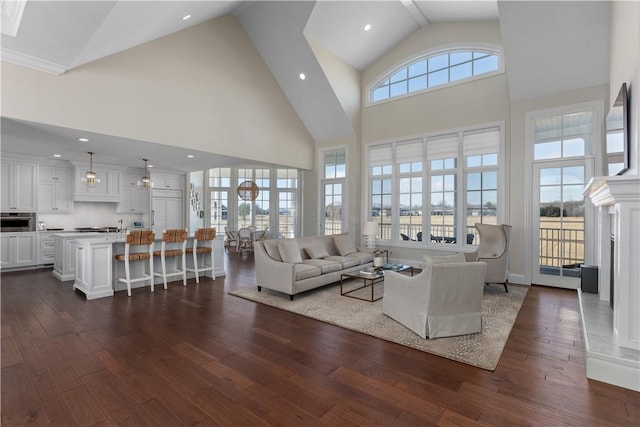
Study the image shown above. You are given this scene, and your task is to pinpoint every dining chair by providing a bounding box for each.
[237,227,254,252]
[224,226,238,252]
[252,226,269,242]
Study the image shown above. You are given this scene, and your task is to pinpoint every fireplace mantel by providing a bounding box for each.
[582,175,640,391]
[584,176,640,207]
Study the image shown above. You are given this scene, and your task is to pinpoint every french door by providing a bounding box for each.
[532,159,591,288]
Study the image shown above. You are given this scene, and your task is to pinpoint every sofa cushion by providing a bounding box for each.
[324,255,360,269]
[346,251,374,265]
[333,233,357,256]
[278,239,303,264]
[302,259,342,274]
[305,244,330,259]
[263,240,282,261]
[423,252,466,267]
[294,264,321,281]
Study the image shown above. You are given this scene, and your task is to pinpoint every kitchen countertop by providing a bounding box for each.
[53,232,104,238]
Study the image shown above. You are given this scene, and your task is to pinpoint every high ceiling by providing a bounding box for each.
[0,0,610,172]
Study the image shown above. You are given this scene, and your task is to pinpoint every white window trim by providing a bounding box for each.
[523,100,604,285]
[366,43,505,107]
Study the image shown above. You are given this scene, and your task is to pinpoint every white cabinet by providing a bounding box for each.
[73,238,114,300]
[53,233,101,281]
[38,165,72,213]
[117,173,150,213]
[73,168,120,202]
[152,173,184,190]
[0,232,37,269]
[38,231,58,265]
[151,190,184,236]
[1,159,37,211]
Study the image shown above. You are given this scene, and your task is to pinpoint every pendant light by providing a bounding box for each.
[83,151,100,188]
[137,158,153,190]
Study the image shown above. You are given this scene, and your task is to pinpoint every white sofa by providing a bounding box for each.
[254,233,374,300]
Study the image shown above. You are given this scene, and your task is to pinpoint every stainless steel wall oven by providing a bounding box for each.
[0,212,36,232]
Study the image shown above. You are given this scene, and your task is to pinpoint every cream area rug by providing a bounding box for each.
[229,281,528,371]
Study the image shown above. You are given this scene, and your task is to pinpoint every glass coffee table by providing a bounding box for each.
[340,264,413,302]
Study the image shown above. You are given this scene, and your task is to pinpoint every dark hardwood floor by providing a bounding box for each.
[2,253,638,426]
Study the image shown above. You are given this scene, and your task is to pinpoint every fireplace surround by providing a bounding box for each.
[583,175,640,391]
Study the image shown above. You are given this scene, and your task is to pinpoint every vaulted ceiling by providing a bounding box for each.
[0,0,610,171]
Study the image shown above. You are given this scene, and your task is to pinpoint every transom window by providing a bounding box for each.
[370,48,501,104]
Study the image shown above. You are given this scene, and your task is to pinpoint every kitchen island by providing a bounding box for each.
[53,232,103,281]
[54,233,225,299]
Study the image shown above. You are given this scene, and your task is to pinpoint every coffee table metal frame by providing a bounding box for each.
[340,265,413,302]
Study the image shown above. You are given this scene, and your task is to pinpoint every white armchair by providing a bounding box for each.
[383,261,487,339]
[475,223,512,292]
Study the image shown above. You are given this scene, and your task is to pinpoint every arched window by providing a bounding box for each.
[369,48,502,104]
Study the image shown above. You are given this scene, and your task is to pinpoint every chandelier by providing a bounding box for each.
[137,158,153,190]
[83,151,100,188]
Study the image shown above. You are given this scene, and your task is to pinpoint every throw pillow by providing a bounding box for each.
[423,252,466,267]
[278,239,303,264]
[305,246,329,259]
[333,233,357,256]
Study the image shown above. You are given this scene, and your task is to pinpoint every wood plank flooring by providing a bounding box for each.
[2,253,639,426]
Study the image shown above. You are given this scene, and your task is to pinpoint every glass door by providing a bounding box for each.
[532,160,587,288]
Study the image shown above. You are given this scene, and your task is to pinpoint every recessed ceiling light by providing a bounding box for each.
[187,155,194,158]
[78,137,89,142]
[148,164,154,168]
[53,154,62,158]
[364,24,372,31]
[183,14,191,21]
[299,73,306,80]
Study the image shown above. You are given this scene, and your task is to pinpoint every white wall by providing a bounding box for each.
[609,1,640,176]
[1,15,315,170]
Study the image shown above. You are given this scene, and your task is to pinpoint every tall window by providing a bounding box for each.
[277,169,299,239]
[321,148,346,235]
[428,134,458,242]
[209,168,231,233]
[366,124,503,247]
[370,48,501,104]
[397,140,423,241]
[253,168,270,231]
[237,168,255,228]
[464,128,500,244]
[368,144,392,240]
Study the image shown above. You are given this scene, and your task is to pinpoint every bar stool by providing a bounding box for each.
[153,229,188,289]
[186,227,216,283]
[114,230,155,296]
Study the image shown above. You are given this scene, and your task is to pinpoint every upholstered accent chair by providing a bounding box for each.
[475,223,513,292]
[383,253,487,339]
